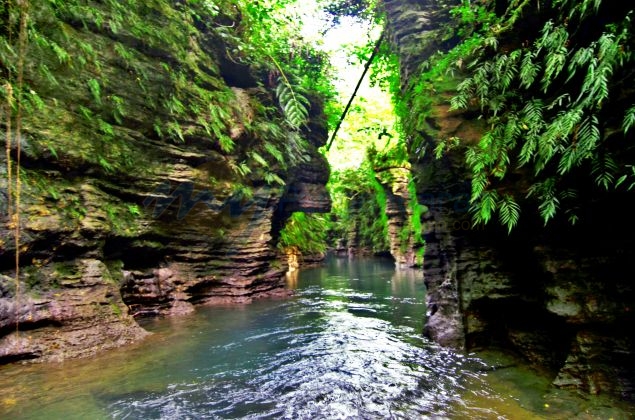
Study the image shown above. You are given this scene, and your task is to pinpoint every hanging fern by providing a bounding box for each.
[249,151,269,168]
[264,171,285,186]
[498,194,520,233]
[274,76,310,129]
[431,0,635,229]
[87,78,102,105]
[622,106,635,133]
[591,152,618,190]
[268,51,310,129]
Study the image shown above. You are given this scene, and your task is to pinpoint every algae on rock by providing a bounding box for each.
[0,0,331,363]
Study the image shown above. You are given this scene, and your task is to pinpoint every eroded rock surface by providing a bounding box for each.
[0,2,330,363]
[384,0,635,400]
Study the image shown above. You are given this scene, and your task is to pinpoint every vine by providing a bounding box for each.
[2,0,29,333]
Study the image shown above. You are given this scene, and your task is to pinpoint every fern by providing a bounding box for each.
[230,161,252,177]
[26,90,45,111]
[218,134,235,153]
[164,95,186,116]
[50,40,71,64]
[114,42,134,66]
[434,141,447,159]
[97,119,115,137]
[615,165,635,191]
[153,119,163,138]
[623,106,635,133]
[110,95,126,124]
[499,194,521,233]
[249,151,269,168]
[285,132,311,166]
[472,189,498,225]
[567,46,594,82]
[592,152,618,190]
[555,0,602,20]
[275,77,309,129]
[451,78,473,110]
[87,78,102,105]
[481,190,499,224]
[264,142,284,164]
[538,195,559,224]
[527,178,559,224]
[39,64,59,86]
[166,121,184,143]
[264,171,285,186]
[98,155,114,173]
[520,50,539,88]
[540,24,569,92]
[78,105,93,121]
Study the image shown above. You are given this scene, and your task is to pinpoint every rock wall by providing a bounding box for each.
[384,0,635,400]
[0,2,330,363]
[338,166,419,263]
[378,166,416,267]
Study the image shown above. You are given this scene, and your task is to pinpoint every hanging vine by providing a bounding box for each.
[2,0,29,332]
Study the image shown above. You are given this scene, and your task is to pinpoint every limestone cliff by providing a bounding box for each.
[384,0,635,400]
[0,1,330,363]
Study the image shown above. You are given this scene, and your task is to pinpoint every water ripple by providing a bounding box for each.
[105,259,490,419]
[8,259,624,420]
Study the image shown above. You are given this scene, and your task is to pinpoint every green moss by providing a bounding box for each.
[52,262,79,278]
[23,266,47,290]
[104,202,139,236]
[109,301,123,317]
[105,260,125,285]
[51,263,82,288]
[369,175,390,250]
[409,179,427,266]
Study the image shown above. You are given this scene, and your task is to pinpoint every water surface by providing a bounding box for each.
[0,257,631,419]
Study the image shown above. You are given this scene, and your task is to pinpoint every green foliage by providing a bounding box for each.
[87,78,102,105]
[1,0,336,185]
[278,212,330,254]
[264,171,285,186]
[127,204,141,216]
[407,179,426,265]
[109,95,126,124]
[328,142,422,257]
[498,194,520,233]
[419,0,635,229]
[623,106,635,133]
[321,0,380,25]
[328,163,389,253]
[366,172,390,251]
[275,75,310,129]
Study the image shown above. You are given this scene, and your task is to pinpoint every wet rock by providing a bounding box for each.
[381,167,415,267]
[554,330,635,398]
[0,1,330,364]
[0,267,148,363]
[384,0,635,401]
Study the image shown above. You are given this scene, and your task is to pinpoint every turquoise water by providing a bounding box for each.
[0,257,632,419]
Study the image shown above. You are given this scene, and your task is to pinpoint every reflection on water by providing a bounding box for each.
[0,257,632,419]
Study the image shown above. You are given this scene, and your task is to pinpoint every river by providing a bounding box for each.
[0,257,631,419]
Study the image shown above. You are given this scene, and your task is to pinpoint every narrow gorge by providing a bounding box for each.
[1,0,635,415]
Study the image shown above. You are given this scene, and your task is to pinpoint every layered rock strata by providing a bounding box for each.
[384,0,635,399]
[0,2,330,362]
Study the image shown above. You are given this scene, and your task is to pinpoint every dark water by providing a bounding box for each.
[0,258,632,419]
